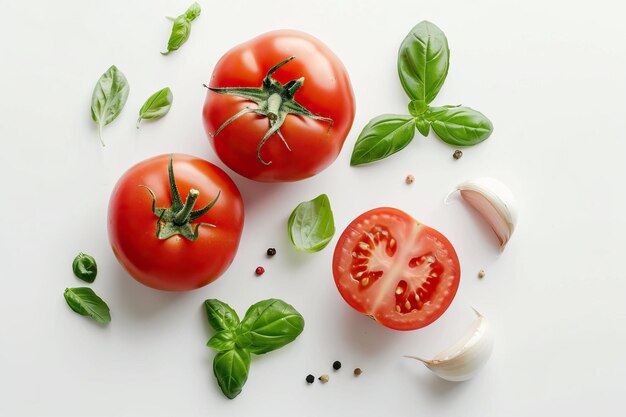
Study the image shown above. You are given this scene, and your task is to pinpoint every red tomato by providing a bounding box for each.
[108,154,244,291]
[202,30,355,182]
[333,208,460,330]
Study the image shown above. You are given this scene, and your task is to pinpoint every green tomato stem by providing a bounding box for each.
[174,189,199,225]
[266,93,282,121]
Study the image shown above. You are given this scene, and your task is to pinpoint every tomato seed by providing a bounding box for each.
[332,361,342,370]
[453,150,463,159]
[395,286,403,295]
[266,247,276,256]
[255,266,265,276]
[306,374,315,384]
[319,374,329,383]
[404,300,411,310]
[405,174,415,184]
[360,277,369,286]
[354,368,362,376]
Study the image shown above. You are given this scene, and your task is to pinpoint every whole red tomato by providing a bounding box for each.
[108,154,244,291]
[202,30,355,182]
[333,208,460,330]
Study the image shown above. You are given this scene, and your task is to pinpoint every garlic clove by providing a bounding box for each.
[453,177,517,250]
[406,309,493,382]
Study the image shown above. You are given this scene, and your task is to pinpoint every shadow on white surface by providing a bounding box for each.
[110,262,192,318]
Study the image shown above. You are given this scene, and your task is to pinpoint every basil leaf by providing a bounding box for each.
[63,287,111,323]
[184,2,201,21]
[426,106,493,146]
[408,100,428,117]
[415,117,430,137]
[90,65,129,146]
[288,194,335,253]
[207,330,236,351]
[72,253,97,283]
[204,299,240,332]
[136,87,173,128]
[238,299,305,355]
[213,348,250,399]
[162,3,201,55]
[398,21,449,104]
[350,114,416,165]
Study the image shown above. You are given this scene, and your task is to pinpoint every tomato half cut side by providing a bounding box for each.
[332,207,460,330]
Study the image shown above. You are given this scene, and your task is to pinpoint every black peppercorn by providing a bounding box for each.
[453,150,463,159]
[332,361,342,370]
[306,374,315,384]
[266,247,276,256]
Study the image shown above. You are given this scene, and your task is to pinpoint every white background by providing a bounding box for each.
[1,0,624,415]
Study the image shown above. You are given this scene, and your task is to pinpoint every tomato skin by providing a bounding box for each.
[202,30,355,182]
[107,154,244,291]
[333,208,460,330]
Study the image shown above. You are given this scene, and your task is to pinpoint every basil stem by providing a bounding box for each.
[204,298,304,399]
[72,253,97,283]
[137,87,173,128]
[288,194,335,252]
[64,287,111,324]
[162,2,201,55]
[425,106,493,146]
[398,21,449,104]
[90,65,130,146]
[350,115,416,166]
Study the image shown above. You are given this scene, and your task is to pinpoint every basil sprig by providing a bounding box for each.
[64,287,111,324]
[90,65,130,146]
[204,299,304,399]
[162,2,201,55]
[137,87,173,128]
[351,21,493,165]
[288,194,335,253]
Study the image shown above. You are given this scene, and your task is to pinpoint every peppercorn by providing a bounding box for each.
[478,269,485,278]
[405,174,415,184]
[332,361,341,370]
[453,150,463,159]
[318,374,329,383]
[255,266,265,276]
[354,368,362,376]
[266,247,276,256]
[306,374,315,384]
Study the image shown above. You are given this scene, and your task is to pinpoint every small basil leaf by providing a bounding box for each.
[207,330,236,351]
[184,2,201,21]
[213,348,250,399]
[415,117,430,137]
[90,65,129,146]
[137,87,173,128]
[426,106,493,146]
[238,299,305,355]
[63,287,111,323]
[288,194,335,253]
[408,100,428,117]
[350,114,416,165]
[398,21,449,104]
[72,253,97,283]
[162,2,201,55]
[204,299,240,332]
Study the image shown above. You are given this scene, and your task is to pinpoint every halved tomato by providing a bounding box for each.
[332,207,460,330]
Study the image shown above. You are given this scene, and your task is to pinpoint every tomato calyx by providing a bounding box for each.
[140,156,221,241]
[204,56,334,166]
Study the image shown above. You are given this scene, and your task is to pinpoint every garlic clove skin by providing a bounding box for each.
[406,309,493,382]
[455,177,517,250]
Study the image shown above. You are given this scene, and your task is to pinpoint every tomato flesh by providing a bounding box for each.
[333,208,460,330]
